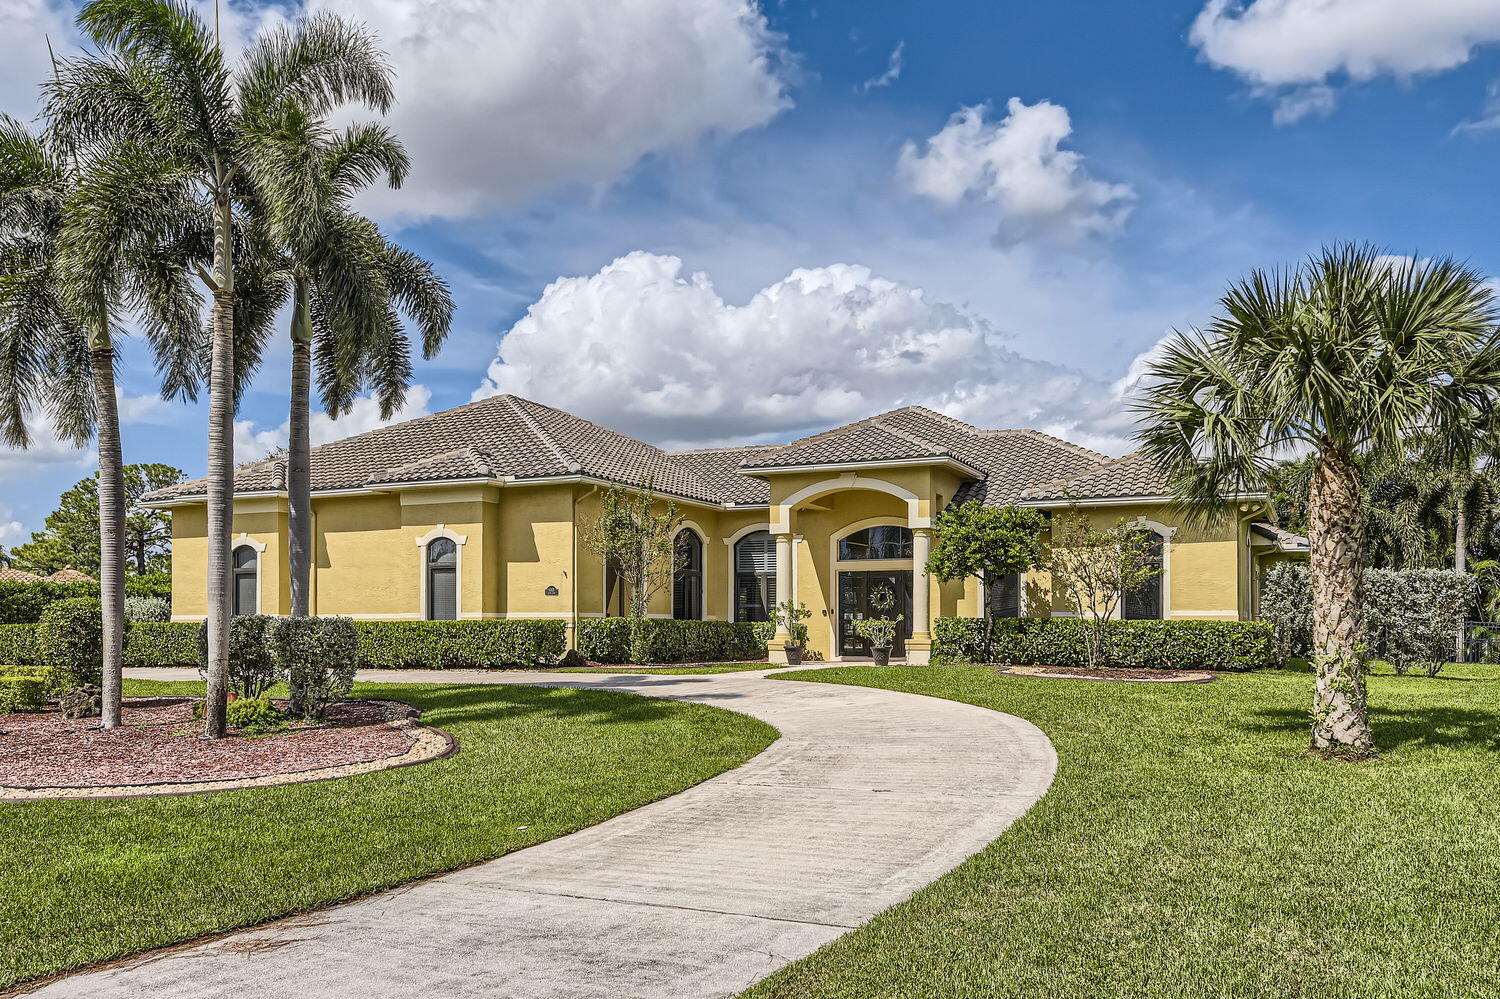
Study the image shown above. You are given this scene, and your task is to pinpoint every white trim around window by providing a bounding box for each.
[1124,517,1176,620]
[231,534,266,616]
[723,522,772,622]
[414,525,467,620]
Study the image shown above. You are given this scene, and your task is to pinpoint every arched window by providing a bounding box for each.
[604,557,626,617]
[673,531,704,620]
[232,545,258,616]
[838,525,913,561]
[426,537,458,620]
[734,530,776,622]
[1123,531,1165,620]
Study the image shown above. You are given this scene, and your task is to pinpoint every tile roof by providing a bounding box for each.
[46,567,95,583]
[1251,521,1310,552]
[1017,452,1171,502]
[142,396,1179,509]
[0,567,45,584]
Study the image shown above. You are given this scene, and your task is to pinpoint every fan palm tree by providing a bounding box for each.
[1135,244,1500,754]
[49,0,396,736]
[246,109,452,615]
[0,114,131,727]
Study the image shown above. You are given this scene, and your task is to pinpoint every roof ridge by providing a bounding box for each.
[1000,428,1112,463]
[669,443,785,456]
[899,405,985,434]
[869,416,947,455]
[505,397,581,474]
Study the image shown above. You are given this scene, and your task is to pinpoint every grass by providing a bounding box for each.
[746,664,1500,999]
[0,678,777,989]
[552,662,774,674]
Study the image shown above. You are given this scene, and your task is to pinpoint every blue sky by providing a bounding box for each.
[4,0,1500,545]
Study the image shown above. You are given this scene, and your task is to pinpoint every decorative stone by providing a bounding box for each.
[555,649,588,669]
[59,685,103,720]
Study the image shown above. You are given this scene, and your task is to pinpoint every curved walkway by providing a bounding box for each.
[37,668,1057,999]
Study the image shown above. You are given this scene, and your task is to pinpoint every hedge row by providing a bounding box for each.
[0,618,569,670]
[578,618,772,664]
[932,616,1274,671]
[354,620,566,669]
[0,576,171,624]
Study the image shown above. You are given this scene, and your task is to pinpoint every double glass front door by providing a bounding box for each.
[838,570,913,658]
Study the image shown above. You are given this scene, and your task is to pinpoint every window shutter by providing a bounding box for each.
[429,566,457,620]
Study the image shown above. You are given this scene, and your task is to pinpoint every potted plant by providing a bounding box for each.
[773,600,813,665]
[854,582,902,666]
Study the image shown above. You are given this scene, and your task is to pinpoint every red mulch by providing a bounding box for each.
[0,697,419,789]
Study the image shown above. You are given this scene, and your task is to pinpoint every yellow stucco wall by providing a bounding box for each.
[163,468,1267,655]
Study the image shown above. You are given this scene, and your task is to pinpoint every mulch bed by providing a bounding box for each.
[987,665,1216,683]
[0,697,422,789]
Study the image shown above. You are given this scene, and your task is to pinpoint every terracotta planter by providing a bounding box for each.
[784,645,805,666]
[871,647,891,667]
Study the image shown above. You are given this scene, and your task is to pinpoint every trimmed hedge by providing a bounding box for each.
[269,617,360,717]
[0,580,99,624]
[0,624,39,665]
[37,598,108,692]
[0,665,48,712]
[355,619,567,669]
[122,622,199,667]
[932,616,1274,671]
[577,618,770,665]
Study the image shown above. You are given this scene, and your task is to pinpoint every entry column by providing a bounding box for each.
[768,532,795,663]
[909,527,933,664]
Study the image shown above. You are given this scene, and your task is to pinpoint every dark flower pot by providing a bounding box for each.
[785,645,805,666]
[872,647,891,667]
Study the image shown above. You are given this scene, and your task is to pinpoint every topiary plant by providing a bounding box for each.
[36,598,110,693]
[266,616,359,719]
[226,696,287,734]
[196,615,280,698]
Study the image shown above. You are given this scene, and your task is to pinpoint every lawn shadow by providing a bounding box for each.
[1238,705,1500,752]
[357,679,746,728]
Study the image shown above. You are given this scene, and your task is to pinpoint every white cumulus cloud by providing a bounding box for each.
[1190,0,1500,121]
[304,0,792,219]
[474,251,1133,452]
[897,99,1134,246]
[234,385,434,465]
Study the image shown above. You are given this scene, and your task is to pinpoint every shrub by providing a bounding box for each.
[1259,564,1475,669]
[577,618,769,664]
[123,622,200,667]
[124,572,172,600]
[0,624,39,666]
[37,598,111,693]
[197,615,279,698]
[0,666,48,713]
[354,619,567,669]
[226,696,287,734]
[0,579,98,624]
[932,616,1274,671]
[124,596,171,623]
[266,616,359,719]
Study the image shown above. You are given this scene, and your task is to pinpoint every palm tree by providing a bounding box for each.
[49,0,395,736]
[1135,244,1500,754]
[0,114,132,727]
[246,110,452,615]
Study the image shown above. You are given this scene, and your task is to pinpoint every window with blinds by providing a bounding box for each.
[673,531,703,620]
[232,546,258,616]
[987,572,1021,618]
[734,531,775,622]
[427,538,458,620]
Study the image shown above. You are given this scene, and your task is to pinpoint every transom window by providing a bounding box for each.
[232,545,258,616]
[426,537,458,621]
[673,531,704,620]
[734,530,775,622]
[838,525,913,561]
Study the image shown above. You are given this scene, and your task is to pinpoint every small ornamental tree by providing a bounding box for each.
[926,502,1047,662]
[582,478,685,663]
[1045,506,1162,668]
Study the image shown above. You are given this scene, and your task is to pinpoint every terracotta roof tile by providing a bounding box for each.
[0,567,45,584]
[1018,452,1171,502]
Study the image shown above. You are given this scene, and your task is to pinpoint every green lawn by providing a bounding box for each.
[0,678,776,989]
[553,662,774,674]
[748,665,1500,999]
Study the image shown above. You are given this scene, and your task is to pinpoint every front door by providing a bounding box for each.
[838,570,913,658]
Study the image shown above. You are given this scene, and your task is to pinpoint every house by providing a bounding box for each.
[142,396,1302,663]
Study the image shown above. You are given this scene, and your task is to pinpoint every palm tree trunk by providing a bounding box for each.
[1455,499,1468,662]
[90,336,125,730]
[288,275,313,617]
[203,196,235,739]
[1307,450,1373,753]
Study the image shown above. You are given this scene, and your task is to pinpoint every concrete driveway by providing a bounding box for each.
[36,667,1056,999]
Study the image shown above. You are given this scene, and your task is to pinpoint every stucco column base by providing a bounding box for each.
[906,634,932,665]
[767,637,790,665]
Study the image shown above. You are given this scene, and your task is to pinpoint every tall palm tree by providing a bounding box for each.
[0,114,132,727]
[49,0,395,736]
[1135,244,1500,754]
[246,110,452,615]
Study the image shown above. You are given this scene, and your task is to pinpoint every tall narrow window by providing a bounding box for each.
[987,572,1021,618]
[427,538,458,620]
[604,557,627,617]
[232,546,258,616]
[734,530,776,622]
[673,531,703,620]
[1123,531,1165,620]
